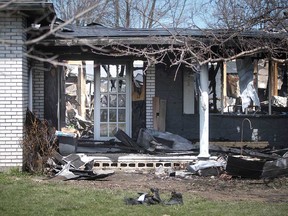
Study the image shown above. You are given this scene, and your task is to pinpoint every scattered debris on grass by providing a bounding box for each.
[124,188,183,205]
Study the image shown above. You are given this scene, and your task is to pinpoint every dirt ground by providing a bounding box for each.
[51,170,288,203]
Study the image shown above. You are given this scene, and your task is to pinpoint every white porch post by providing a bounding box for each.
[198,64,210,159]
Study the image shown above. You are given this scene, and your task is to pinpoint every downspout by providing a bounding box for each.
[268,60,272,115]
[28,68,33,111]
[57,66,61,130]
[198,64,210,160]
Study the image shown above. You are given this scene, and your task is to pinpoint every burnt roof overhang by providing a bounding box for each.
[40,24,287,46]
[31,22,287,61]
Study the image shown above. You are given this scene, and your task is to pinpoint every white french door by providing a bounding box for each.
[94,63,131,140]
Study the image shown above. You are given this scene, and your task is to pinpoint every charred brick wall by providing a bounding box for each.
[0,13,28,170]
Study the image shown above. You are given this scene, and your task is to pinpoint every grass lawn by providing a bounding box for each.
[0,170,287,216]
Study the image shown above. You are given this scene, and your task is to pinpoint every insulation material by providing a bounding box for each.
[236,57,260,111]
[257,60,269,89]
[271,96,288,107]
[227,74,240,98]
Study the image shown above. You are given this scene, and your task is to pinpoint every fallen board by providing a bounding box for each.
[211,141,269,149]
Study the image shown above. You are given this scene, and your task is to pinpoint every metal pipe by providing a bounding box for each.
[241,118,253,142]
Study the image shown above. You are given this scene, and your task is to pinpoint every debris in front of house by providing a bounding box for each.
[53,125,288,183]
[137,128,195,152]
[225,156,266,179]
[113,128,146,153]
[173,170,192,178]
[261,154,288,186]
[57,127,141,155]
[46,151,114,181]
[124,188,183,205]
[155,165,174,177]
[209,144,280,159]
[186,158,226,176]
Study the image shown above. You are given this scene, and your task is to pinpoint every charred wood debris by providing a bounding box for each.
[24,110,288,186]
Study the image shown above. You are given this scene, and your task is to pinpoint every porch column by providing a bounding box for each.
[198,64,210,160]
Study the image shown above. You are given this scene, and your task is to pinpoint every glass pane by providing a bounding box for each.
[109,94,117,107]
[100,65,108,78]
[109,109,117,122]
[118,109,125,122]
[109,79,117,92]
[109,123,117,136]
[100,94,108,107]
[100,123,108,136]
[110,65,117,78]
[100,79,108,92]
[100,109,107,122]
[118,123,126,132]
[118,80,126,93]
[118,65,126,78]
[118,94,126,107]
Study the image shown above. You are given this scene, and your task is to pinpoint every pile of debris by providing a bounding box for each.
[53,126,288,186]
[152,153,288,188]
[56,128,199,155]
[46,150,114,181]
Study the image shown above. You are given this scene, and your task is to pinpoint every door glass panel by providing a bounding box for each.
[109,123,117,136]
[100,109,107,122]
[100,66,108,78]
[118,109,125,122]
[110,65,117,78]
[118,65,126,77]
[109,79,117,92]
[100,79,108,92]
[100,94,108,107]
[96,64,129,139]
[118,80,126,92]
[109,109,117,122]
[118,123,126,132]
[100,123,108,136]
[118,94,126,107]
[109,94,117,107]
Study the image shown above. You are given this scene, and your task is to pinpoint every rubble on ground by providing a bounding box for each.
[52,127,288,185]
[46,150,114,181]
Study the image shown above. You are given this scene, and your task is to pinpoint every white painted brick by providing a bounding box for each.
[0,13,27,168]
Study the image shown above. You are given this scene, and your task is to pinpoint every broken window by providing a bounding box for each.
[208,59,288,115]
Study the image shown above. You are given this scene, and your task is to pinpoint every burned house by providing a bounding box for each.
[0,1,288,170]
